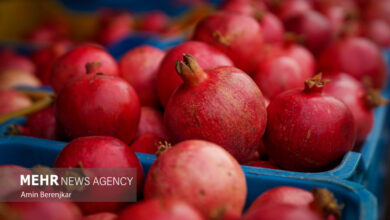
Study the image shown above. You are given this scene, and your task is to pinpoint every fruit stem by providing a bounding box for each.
[365,88,389,108]
[304,73,330,93]
[175,54,208,86]
[156,141,172,156]
[310,188,343,220]
[284,32,305,45]
[85,62,102,74]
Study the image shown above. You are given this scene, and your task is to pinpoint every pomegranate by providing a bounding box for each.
[362,20,390,47]
[363,1,390,25]
[82,212,117,220]
[30,42,70,85]
[284,10,332,54]
[267,0,313,20]
[243,160,278,169]
[164,54,267,162]
[253,54,306,99]
[3,202,81,220]
[258,13,285,45]
[144,140,247,219]
[0,50,36,74]
[0,69,41,90]
[248,186,313,211]
[96,10,133,45]
[119,45,165,107]
[25,106,61,140]
[242,204,322,220]
[264,74,356,171]
[0,90,32,116]
[282,44,315,78]
[323,73,387,146]
[0,165,32,199]
[156,41,233,107]
[192,11,264,74]
[117,198,204,220]
[318,37,387,89]
[136,107,167,139]
[56,73,140,143]
[51,44,119,93]
[54,136,144,214]
[138,11,169,33]
[25,20,70,44]
[246,187,342,220]
[221,0,267,17]
[130,134,165,154]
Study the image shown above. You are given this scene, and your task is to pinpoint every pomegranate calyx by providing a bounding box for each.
[304,73,331,92]
[156,141,172,156]
[311,188,343,220]
[284,32,305,45]
[85,61,102,74]
[365,88,389,108]
[213,31,231,47]
[175,54,207,86]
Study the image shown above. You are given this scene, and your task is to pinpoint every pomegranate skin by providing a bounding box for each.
[25,106,60,140]
[136,107,167,139]
[164,56,267,162]
[268,0,313,20]
[51,44,119,93]
[362,20,390,47]
[5,202,82,220]
[56,73,140,143]
[139,11,169,32]
[284,10,332,54]
[156,41,233,107]
[318,37,387,89]
[242,204,322,220]
[264,78,356,171]
[192,11,264,74]
[54,136,144,214]
[144,140,247,219]
[243,160,278,169]
[221,0,267,17]
[119,45,165,107]
[0,90,32,116]
[0,69,41,90]
[253,55,305,99]
[248,186,313,212]
[282,44,315,78]
[0,50,35,74]
[323,73,374,145]
[259,13,285,45]
[30,42,70,85]
[82,212,117,220]
[96,11,133,45]
[130,134,164,154]
[117,198,204,220]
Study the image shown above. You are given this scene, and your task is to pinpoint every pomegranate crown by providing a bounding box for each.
[365,88,389,108]
[311,188,343,220]
[304,73,331,93]
[175,54,207,86]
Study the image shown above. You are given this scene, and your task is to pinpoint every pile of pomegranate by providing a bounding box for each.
[1,0,389,218]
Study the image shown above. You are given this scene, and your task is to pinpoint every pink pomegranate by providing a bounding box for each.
[0,90,32,116]
[242,204,322,220]
[130,134,165,154]
[25,106,61,140]
[267,0,313,20]
[282,43,315,78]
[192,11,264,74]
[156,41,233,107]
[117,198,204,220]
[144,140,247,219]
[264,74,356,171]
[284,10,332,54]
[164,54,267,162]
[138,11,169,33]
[55,73,140,143]
[0,69,41,90]
[0,165,32,199]
[5,202,82,220]
[95,10,133,45]
[54,136,144,214]
[82,212,117,220]
[0,50,35,74]
[324,73,387,145]
[362,19,390,47]
[119,45,165,107]
[51,44,119,93]
[136,107,167,139]
[318,37,387,89]
[258,13,285,45]
[30,42,70,85]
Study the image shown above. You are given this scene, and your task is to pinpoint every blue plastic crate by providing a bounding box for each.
[0,137,377,220]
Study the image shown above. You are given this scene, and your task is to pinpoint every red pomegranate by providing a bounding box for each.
[0,90,32,116]
[5,202,82,220]
[55,73,140,143]
[144,140,247,219]
[0,69,41,90]
[130,134,165,154]
[221,0,267,17]
[282,43,315,78]
[243,160,278,169]
[54,136,144,214]
[156,41,233,107]
[82,212,117,220]
[95,10,133,45]
[136,107,167,139]
[243,204,322,220]
[318,37,387,89]
[264,74,356,171]
[138,11,169,33]
[119,45,165,107]
[25,106,61,140]
[267,0,313,20]
[51,44,119,93]
[192,11,264,74]
[362,19,390,47]
[117,198,204,220]
[164,54,267,162]
[0,50,35,74]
